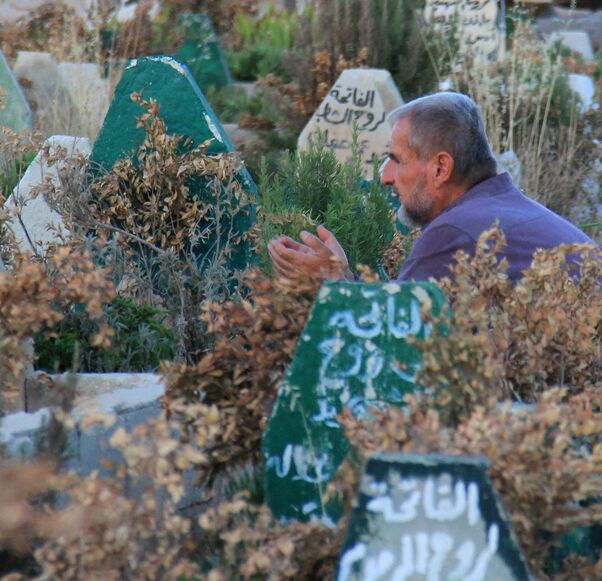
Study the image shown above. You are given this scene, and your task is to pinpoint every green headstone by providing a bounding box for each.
[176,13,233,92]
[0,51,32,132]
[338,453,532,580]
[90,55,255,272]
[262,281,449,523]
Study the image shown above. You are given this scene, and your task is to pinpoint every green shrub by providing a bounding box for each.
[257,131,393,274]
[35,295,175,373]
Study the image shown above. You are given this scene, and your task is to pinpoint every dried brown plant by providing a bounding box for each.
[163,269,320,484]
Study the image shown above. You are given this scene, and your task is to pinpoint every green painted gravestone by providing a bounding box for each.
[338,453,531,580]
[262,281,448,524]
[90,55,255,272]
[0,51,32,132]
[176,13,232,92]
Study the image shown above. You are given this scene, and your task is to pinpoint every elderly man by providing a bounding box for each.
[268,92,596,282]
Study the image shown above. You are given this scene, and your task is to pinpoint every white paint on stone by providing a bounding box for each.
[298,69,403,178]
[149,55,187,76]
[5,135,91,254]
[204,113,223,143]
[57,62,110,139]
[424,0,502,58]
[549,30,594,61]
[568,73,596,113]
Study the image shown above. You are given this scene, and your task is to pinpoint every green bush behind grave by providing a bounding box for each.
[257,132,393,275]
[35,295,176,373]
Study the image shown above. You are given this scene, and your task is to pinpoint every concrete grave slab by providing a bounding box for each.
[5,135,91,254]
[90,55,256,272]
[176,13,233,92]
[262,281,449,523]
[337,453,532,580]
[424,0,502,59]
[298,69,403,178]
[536,6,602,53]
[57,62,111,139]
[0,50,32,132]
[549,30,594,61]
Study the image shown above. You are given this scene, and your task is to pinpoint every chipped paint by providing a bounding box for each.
[203,113,222,143]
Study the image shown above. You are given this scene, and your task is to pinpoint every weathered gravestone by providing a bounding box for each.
[298,69,404,178]
[57,62,111,139]
[13,51,80,135]
[337,453,532,580]
[262,281,448,523]
[549,30,594,61]
[5,135,91,254]
[424,0,503,60]
[568,73,596,113]
[90,56,256,271]
[0,50,32,132]
[176,13,233,92]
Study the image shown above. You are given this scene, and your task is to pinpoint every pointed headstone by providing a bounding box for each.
[262,281,449,523]
[90,56,256,272]
[337,453,531,580]
[0,50,32,132]
[176,13,233,92]
[5,135,91,254]
[298,69,403,179]
[13,51,80,134]
[57,62,111,139]
[424,0,503,60]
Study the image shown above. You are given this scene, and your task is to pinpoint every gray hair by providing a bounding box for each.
[388,92,497,188]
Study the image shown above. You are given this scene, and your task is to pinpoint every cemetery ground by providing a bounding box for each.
[0,0,602,579]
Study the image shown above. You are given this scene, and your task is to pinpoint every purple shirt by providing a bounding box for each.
[397,172,597,282]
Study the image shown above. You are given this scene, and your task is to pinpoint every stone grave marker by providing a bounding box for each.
[568,73,596,113]
[90,55,256,271]
[13,51,80,135]
[5,135,91,254]
[0,50,32,132]
[298,69,403,179]
[424,0,503,59]
[57,62,111,139]
[176,13,233,92]
[549,30,594,61]
[337,453,532,580]
[262,281,448,523]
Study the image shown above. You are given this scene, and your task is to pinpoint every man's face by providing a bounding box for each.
[380,117,433,228]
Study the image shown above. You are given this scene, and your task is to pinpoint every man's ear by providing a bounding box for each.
[431,151,454,187]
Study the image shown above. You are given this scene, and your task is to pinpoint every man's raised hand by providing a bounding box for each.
[267,224,354,282]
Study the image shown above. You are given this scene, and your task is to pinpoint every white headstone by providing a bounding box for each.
[568,73,596,113]
[548,30,594,61]
[298,69,404,178]
[13,51,80,134]
[497,150,521,185]
[424,0,502,59]
[57,62,111,139]
[5,135,91,255]
[116,0,161,22]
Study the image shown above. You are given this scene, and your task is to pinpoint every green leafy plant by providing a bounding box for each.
[257,131,394,274]
[34,295,176,373]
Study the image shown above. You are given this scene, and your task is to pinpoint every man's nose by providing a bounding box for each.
[379,159,392,185]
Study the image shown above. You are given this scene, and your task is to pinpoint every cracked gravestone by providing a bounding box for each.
[262,281,449,523]
[297,69,404,178]
[424,0,503,60]
[5,135,91,254]
[176,13,233,92]
[0,50,32,132]
[90,55,256,272]
[337,453,531,580]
